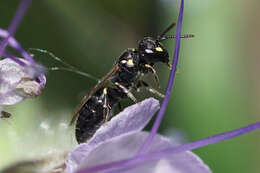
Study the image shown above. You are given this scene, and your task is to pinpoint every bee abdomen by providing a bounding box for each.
[75,101,105,143]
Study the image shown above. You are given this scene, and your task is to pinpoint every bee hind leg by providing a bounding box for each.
[144,64,160,88]
[102,88,112,123]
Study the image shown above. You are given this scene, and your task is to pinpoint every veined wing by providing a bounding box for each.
[70,64,120,125]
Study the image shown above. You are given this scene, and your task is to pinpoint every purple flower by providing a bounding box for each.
[65,0,260,173]
[0,0,46,107]
[66,98,211,173]
[66,98,260,173]
[0,58,46,105]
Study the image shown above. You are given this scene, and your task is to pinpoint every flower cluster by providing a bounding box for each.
[0,58,46,106]
[0,0,46,112]
[66,98,211,173]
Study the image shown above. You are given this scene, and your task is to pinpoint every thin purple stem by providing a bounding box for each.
[0,28,35,64]
[0,0,32,56]
[78,122,260,173]
[137,0,184,154]
[158,122,260,154]
[2,52,26,66]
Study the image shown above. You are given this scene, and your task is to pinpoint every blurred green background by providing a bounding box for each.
[0,0,259,172]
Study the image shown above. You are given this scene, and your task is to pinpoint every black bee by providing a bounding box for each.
[71,23,194,143]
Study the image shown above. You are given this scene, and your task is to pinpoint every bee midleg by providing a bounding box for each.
[144,64,160,88]
[136,80,165,98]
[102,88,111,123]
[114,82,138,104]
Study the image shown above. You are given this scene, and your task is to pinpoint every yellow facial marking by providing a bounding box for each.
[115,82,119,86]
[127,59,134,67]
[155,47,163,52]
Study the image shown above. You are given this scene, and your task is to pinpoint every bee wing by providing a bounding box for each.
[70,64,120,125]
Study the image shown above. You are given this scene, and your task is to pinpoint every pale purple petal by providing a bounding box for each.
[68,132,210,173]
[0,58,46,105]
[88,98,159,146]
[67,98,160,172]
[0,58,27,85]
[80,122,260,173]
[0,91,24,106]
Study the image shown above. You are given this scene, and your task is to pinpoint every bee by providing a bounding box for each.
[71,23,194,143]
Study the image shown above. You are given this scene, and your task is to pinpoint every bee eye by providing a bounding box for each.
[145,49,154,54]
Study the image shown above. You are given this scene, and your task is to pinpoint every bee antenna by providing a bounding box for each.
[27,48,100,82]
[159,34,195,41]
[158,22,176,39]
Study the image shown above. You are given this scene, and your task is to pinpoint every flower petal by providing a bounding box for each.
[0,58,46,105]
[68,132,211,173]
[87,98,159,145]
[0,58,26,85]
[67,98,160,172]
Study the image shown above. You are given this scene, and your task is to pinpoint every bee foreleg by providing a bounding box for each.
[144,64,160,88]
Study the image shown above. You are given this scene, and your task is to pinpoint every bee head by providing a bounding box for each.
[137,37,170,66]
